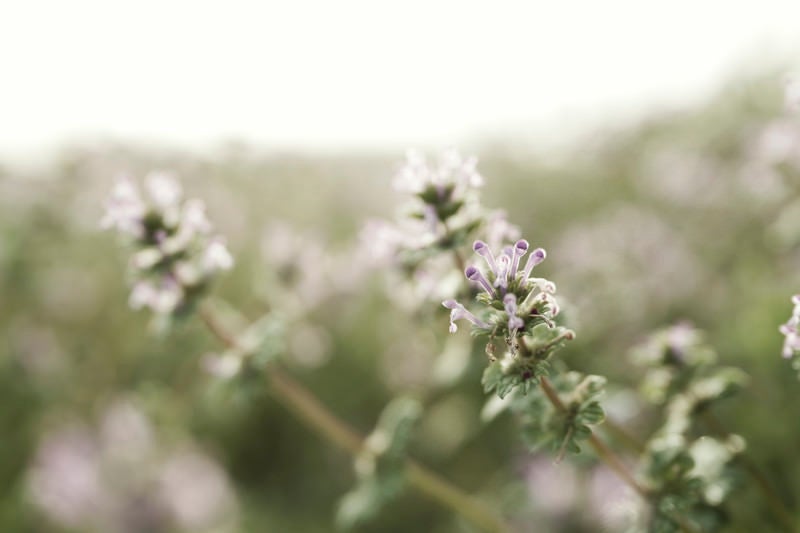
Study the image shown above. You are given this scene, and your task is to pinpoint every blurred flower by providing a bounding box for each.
[483,209,521,252]
[103,172,233,317]
[392,148,483,195]
[27,400,238,533]
[586,465,636,530]
[779,294,800,359]
[260,221,332,311]
[553,207,702,335]
[100,176,146,237]
[364,150,515,310]
[785,74,800,113]
[524,455,579,515]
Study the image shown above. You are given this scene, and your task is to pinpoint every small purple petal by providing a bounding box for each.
[509,239,528,279]
[466,265,496,297]
[473,240,498,275]
[521,247,546,280]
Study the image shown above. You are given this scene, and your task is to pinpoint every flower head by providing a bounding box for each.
[446,238,563,345]
[104,172,233,317]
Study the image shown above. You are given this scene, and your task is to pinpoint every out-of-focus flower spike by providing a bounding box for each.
[465,266,496,298]
[473,240,498,275]
[521,247,546,280]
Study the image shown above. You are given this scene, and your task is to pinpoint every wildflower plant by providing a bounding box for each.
[102,172,233,321]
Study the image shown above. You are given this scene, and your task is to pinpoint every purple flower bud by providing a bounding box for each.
[509,239,529,279]
[521,247,546,280]
[465,265,496,297]
[473,240,498,275]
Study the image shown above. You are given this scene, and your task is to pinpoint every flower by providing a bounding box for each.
[100,176,146,237]
[392,148,483,195]
[779,294,800,359]
[442,299,489,332]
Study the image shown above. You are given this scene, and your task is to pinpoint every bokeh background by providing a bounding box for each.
[3,2,800,532]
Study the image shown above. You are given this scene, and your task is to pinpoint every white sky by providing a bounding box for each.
[1,0,799,163]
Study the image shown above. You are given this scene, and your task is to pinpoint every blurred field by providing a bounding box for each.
[2,72,800,532]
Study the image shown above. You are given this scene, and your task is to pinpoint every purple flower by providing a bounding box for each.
[509,239,529,279]
[521,247,546,280]
[473,240,499,276]
[465,265,496,298]
[442,299,489,333]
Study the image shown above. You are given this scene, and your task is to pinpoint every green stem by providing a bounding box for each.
[602,417,645,454]
[198,305,509,533]
[538,377,647,498]
[538,377,700,533]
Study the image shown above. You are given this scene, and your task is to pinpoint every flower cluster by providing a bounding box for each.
[391,149,485,250]
[444,238,574,398]
[361,150,518,309]
[443,238,557,341]
[102,172,233,316]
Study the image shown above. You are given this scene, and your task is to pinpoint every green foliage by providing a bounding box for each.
[336,396,422,530]
[637,434,743,533]
[632,325,748,532]
[506,372,606,457]
[481,324,574,399]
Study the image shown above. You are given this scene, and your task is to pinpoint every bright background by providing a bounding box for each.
[1,1,799,162]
